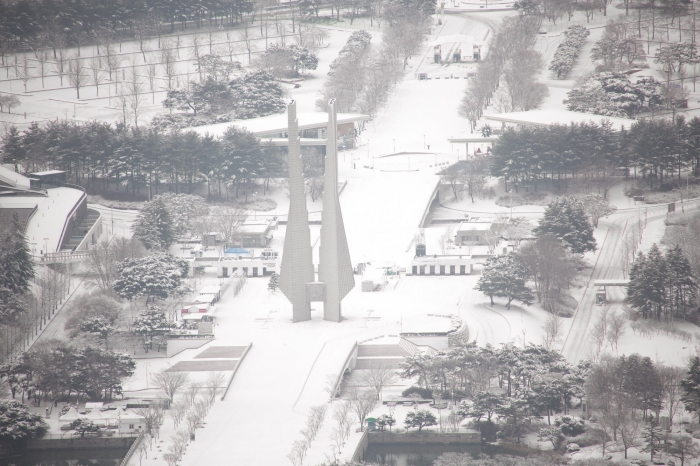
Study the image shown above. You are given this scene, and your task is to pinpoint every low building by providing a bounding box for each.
[454,221,496,246]
[189,112,370,152]
[234,220,275,248]
[408,255,475,276]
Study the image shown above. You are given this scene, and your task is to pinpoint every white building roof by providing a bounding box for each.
[0,165,31,188]
[485,110,637,132]
[199,285,221,295]
[0,186,85,255]
[456,221,493,232]
[189,112,369,139]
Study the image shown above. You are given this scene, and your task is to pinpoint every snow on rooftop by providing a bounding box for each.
[485,109,637,131]
[188,112,369,139]
[1,187,86,255]
[0,165,31,188]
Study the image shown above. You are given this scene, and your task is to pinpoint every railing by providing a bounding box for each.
[119,432,145,466]
[55,190,87,253]
[331,342,358,399]
[351,429,369,462]
[40,432,139,440]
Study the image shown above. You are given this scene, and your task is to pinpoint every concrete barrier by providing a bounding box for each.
[27,435,137,451]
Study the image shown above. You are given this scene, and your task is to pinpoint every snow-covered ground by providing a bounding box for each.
[12,5,700,465]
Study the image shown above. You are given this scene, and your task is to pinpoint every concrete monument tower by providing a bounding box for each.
[278,100,315,322]
[318,99,355,322]
[280,99,354,322]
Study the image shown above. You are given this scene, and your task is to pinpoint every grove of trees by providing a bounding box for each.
[490,116,700,193]
[476,197,595,314]
[0,340,135,402]
[459,16,549,132]
[627,243,697,322]
[1,119,287,200]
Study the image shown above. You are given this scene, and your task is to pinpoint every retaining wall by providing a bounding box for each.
[368,431,481,445]
[27,436,137,451]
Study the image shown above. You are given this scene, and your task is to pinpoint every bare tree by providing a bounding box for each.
[135,402,165,437]
[437,225,455,255]
[206,371,226,405]
[659,365,685,425]
[169,399,189,428]
[462,158,488,203]
[127,65,147,126]
[87,56,105,96]
[137,434,150,465]
[103,43,122,93]
[186,380,205,405]
[209,206,247,255]
[239,26,255,64]
[441,163,463,200]
[16,57,33,92]
[360,361,398,400]
[67,56,86,99]
[145,62,158,103]
[333,400,352,441]
[619,409,642,458]
[542,312,563,349]
[113,84,129,126]
[347,383,378,430]
[0,95,20,114]
[34,49,50,88]
[160,42,178,90]
[151,369,189,402]
[607,312,625,350]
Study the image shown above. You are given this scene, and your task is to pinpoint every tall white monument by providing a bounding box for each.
[279,99,354,322]
[278,100,315,322]
[318,99,355,322]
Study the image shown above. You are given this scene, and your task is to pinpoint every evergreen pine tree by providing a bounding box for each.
[666,245,697,320]
[228,70,286,119]
[627,251,650,318]
[533,197,596,254]
[645,244,668,321]
[1,127,26,171]
[476,254,534,309]
[0,212,34,324]
[681,356,700,421]
[132,198,175,250]
[268,272,279,292]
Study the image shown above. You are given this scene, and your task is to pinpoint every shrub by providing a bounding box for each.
[402,386,432,399]
[555,415,585,436]
[549,25,590,78]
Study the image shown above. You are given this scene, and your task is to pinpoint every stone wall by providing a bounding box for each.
[369,431,481,445]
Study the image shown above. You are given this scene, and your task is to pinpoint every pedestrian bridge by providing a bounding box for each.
[593,279,630,287]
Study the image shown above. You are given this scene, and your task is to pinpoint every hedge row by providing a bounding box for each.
[549,25,590,78]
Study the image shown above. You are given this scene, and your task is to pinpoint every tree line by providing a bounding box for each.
[459,16,549,132]
[0,341,135,403]
[1,118,286,199]
[0,0,257,51]
[318,0,433,116]
[490,116,700,193]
